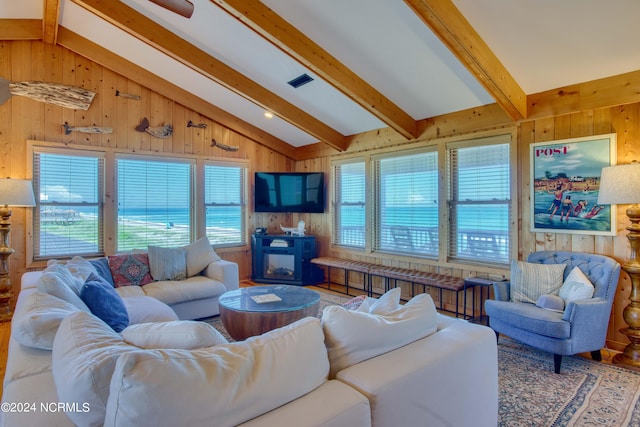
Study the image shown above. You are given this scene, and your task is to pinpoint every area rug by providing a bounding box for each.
[204,289,640,426]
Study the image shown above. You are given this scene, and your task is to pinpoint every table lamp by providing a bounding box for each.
[597,161,640,366]
[0,178,36,322]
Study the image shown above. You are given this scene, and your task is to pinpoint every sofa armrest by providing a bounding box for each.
[492,280,511,301]
[202,260,239,292]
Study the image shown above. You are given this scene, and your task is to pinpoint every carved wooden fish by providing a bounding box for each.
[115,90,141,100]
[187,120,207,129]
[0,78,95,110]
[63,122,113,135]
[135,117,173,138]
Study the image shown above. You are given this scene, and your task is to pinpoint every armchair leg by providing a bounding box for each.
[554,354,562,374]
[591,350,602,361]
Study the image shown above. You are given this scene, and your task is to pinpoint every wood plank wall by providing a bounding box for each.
[0,40,295,296]
[297,105,640,351]
[2,40,639,350]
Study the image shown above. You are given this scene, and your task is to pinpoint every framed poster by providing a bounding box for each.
[530,134,617,235]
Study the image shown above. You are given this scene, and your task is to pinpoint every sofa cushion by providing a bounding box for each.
[485,299,570,338]
[52,311,138,427]
[184,236,220,277]
[368,287,401,315]
[122,320,227,349]
[322,293,438,378]
[105,317,330,427]
[90,257,116,287]
[40,262,84,295]
[64,256,99,282]
[141,276,226,305]
[122,295,179,324]
[80,273,130,332]
[510,260,566,304]
[11,291,80,350]
[148,246,187,281]
[36,265,90,312]
[108,253,153,287]
[559,266,595,306]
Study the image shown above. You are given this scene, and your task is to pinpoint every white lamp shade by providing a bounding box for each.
[0,178,36,207]
[597,163,640,205]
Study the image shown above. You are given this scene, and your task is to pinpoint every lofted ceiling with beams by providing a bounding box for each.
[2,0,640,156]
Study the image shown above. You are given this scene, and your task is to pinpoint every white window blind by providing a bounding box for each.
[204,163,246,246]
[332,161,366,248]
[373,150,438,256]
[448,138,511,264]
[33,149,104,259]
[116,155,193,251]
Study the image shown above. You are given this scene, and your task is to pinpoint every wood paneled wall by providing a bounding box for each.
[2,40,639,349]
[299,104,640,351]
[0,40,294,294]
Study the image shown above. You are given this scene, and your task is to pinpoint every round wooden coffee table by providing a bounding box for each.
[218,285,321,340]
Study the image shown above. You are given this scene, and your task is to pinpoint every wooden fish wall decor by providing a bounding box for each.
[0,78,95,111]
[63,122,113,135]
[135,117,173,138]
[211,138,239,152]
[187,120,207,129]
[115,90,141,100]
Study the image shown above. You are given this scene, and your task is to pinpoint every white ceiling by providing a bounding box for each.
[3,0,640,148]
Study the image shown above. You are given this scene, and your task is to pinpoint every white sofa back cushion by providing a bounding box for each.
[11,291,80,350]
[105,317,329,427]
[322,293,438,378]
[122,320,228,349]
[52,311,138,427]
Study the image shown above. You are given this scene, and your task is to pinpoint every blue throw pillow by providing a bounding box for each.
[80,273,129,332]
[90,257,116,287]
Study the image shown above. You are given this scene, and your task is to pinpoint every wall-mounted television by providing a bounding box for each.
[254,172,325,213]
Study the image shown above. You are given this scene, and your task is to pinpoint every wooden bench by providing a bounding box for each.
[311,257,466,317]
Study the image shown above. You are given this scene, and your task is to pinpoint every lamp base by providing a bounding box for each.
[613,325,640,367]
[0,291,12,323]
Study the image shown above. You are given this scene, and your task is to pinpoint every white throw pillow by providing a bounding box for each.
[41,262,85,295]
[535,294,565,312]
[11,291,80,350]
[65,256,99,282]
[510,260,566,304]
[122,321,227,349]
[368,287,401,315]
[322,293,438,378]
[559,266,595,306]
[105,317,329,427]
[36,266,91,312]
[52,311,138,427]
[148,246,187,281]
[183,236,221,277]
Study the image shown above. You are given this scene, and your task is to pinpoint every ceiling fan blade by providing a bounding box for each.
[148,0,194,18]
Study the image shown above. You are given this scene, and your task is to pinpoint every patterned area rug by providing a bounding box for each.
[204,289,640,426]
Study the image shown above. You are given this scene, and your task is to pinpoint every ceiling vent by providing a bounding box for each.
[287,73,314,88]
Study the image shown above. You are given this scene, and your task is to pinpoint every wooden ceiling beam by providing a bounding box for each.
[70,0,347,151]
[404,0,527,121]
[42,0,61,44]
[211,0,418,140]
[57,27,298,160]
[0,19,42,40]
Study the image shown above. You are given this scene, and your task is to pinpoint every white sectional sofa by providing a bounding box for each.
[2,271,498,427]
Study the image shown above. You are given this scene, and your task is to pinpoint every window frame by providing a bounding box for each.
[331,158,367,249]
[30,145,105,261]
[446,134,513,267]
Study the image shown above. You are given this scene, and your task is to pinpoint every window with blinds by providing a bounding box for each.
[332,161,366,248]
[116,155,193,251]
[373,150,438,256]
[33,149,104,259]
[204,162,246,246]
[447,137,511,265]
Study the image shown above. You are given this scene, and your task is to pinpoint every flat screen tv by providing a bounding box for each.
[254,172,325,213]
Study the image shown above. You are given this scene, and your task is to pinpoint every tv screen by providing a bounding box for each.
[255,172,325,213]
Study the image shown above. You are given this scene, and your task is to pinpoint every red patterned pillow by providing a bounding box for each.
[342,295,367,311]
[108,253,153,288]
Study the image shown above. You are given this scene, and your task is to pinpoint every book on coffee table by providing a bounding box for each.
[251,293,282,303]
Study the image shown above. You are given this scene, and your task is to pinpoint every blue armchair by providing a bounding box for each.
[485,251,621,373]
